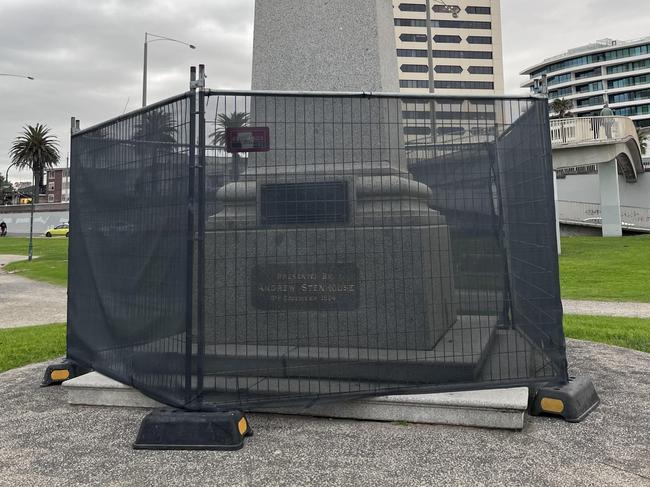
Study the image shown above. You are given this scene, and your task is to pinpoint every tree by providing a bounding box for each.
[636,127,647,155]
[211,111,250,147]
[10,124,60,193]
[0,174,15,205]
[9,124,60,260]
[211,111,250,182]
[550,98,574,119]
[132,110,177,190]
[133,110,177,144]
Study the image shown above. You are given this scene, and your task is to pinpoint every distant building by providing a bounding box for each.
[46,168,70,203]
[521,38,650,129]
[393,0,505,95]
[392,1,505,148]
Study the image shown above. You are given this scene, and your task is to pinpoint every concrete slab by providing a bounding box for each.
[63,372,163,409]
[255,388,528,430]
[64,372,528,430]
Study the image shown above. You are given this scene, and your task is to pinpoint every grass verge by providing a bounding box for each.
[0,237,68,286]
[559,235,650,303]
[1,235,649,303]
[0,323,66,373]
[0,317,647,375]
[564,315,650,354]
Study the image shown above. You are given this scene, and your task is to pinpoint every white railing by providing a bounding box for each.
[557,200,650,232]
[550,116,639,147]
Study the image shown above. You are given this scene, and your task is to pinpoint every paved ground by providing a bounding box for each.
[0,255,67,329]
[563,299,650,319]
[0,339,648,487]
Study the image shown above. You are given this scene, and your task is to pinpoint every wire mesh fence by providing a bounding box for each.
[69,89,567,411]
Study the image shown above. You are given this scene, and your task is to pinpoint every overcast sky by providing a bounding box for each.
[1,0,649,180]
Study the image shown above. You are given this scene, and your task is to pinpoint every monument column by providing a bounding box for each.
[252,0,400,92]
[205,0,457,351]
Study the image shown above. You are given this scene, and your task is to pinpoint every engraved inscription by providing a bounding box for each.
[253,264,359,310]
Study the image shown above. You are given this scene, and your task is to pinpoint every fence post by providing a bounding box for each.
[196,64,207,405]
[184,66,198,407]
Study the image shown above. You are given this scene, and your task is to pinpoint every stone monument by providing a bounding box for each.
[205,0,456,351]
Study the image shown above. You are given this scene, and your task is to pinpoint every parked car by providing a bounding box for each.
[45,222,69,238]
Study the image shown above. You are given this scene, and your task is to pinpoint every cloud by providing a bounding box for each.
[501,0,650,93]
[2,0,649,179]
[0,0,254,178]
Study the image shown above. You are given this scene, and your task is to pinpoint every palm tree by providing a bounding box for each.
[636,127,647,155]
[211,111,250,147]
[9,124,60,260]
[133,110,177,144]
[10,124,60,192]
[211,111,250,182]
[550,98,573,119]
[132,110,177,189]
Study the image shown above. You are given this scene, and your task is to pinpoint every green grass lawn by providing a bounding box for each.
[0,237,68,286]
[1,236,649,373]
[2,235,649,303]
[559,235,650,303]
[0,324,66,373]
[564,315,650,354]
[1,316,647,375]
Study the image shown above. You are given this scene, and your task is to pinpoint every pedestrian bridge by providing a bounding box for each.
[550,116,645,237]
[550,116,644,182]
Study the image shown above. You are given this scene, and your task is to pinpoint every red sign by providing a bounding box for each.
[225,127,270,153]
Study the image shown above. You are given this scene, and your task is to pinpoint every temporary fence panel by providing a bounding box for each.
[68,90,568,411]
[68,94,196,407]
[197,91,567,410]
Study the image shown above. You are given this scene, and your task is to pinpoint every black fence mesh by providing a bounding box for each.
[68,90,567,411]
[68,94,195,407]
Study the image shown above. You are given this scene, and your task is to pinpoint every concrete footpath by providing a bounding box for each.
[2,253,650,329]
[563,299,650,319]
[0,255,67,329]
[0,339,648,486]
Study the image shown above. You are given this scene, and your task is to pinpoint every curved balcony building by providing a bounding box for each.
[521,38,650,129]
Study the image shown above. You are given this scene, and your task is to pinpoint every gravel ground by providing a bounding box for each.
[0,339,648,487]
[563,299,650,319]
[0,255,67,329]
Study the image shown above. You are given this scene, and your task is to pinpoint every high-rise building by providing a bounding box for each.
[393,0,505,95]
[521,38,650,129]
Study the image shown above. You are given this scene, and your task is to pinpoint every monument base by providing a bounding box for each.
[205,224,456,350]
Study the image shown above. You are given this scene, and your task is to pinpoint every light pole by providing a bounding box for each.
[2,162,18,205]
[143,32,196,107]
[0,73,35,80]
[424,1,460,149]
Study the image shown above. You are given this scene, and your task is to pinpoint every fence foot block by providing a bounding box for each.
[530,376,600,422]
[133,409,252,451]
[41,359,91,387]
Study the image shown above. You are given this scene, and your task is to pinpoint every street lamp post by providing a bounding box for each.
[2,162,36,260]
[424,0,461,149]
[2,162,18,205]
[142,32,196,107]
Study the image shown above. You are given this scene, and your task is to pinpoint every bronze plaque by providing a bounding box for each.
[252,264,359,311]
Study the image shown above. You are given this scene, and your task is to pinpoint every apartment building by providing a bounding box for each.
[522,38,650,129]
[393,0,505,96]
